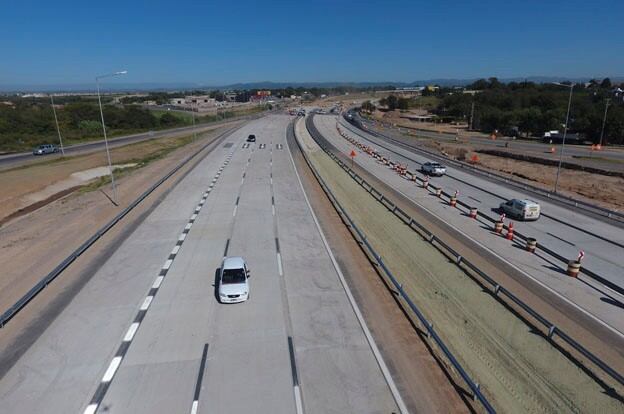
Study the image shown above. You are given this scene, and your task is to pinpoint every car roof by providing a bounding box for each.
[223,256,246,269]
[512,199,538,205]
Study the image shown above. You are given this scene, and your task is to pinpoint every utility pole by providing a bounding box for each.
[469,100,475,130]
[599,98,611,148]
[50,94,65,155]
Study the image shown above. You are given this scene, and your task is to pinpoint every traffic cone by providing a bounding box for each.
[506,222,514,240]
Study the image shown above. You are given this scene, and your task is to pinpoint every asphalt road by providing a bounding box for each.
[0,117,247,171]
[314,114,624,336]
[360,116,624,172]
[0,115,399,413]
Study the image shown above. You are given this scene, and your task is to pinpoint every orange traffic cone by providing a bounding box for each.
[506,222,514,240]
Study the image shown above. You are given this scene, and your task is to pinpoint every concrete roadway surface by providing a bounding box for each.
[0,117,246,171]
[314,114,624,336]
[357,115,624,172]
[0,115,400,414]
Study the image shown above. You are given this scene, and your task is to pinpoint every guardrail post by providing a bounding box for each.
[473,383,480,401]
[456,255,462,264]
[548,325,556,338]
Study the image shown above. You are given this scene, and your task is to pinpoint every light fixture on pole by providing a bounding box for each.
[96,70,127,205]
[50,94,65,155]
[599,98,611,148]
[551,82,574,193]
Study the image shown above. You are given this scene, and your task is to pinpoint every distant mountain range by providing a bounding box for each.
[2,76,622,93]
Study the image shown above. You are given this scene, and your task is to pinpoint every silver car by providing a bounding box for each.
[422,162,446,176]
[33,144,59,155]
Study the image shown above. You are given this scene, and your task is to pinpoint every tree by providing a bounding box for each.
[386,95,399,110]
[397,98,410,110]
[361,101,376,113]
[600,78,612,89]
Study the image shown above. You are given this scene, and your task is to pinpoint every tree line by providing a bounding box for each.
[436,78,623,144]
[0,101,188,152]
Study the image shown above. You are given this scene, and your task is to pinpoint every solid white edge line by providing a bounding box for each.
[140,296,153,311]
[163,259,173,270]
[102,356,122,382]
[152,275,164,289]
[294,385,304,414]
[338,119,624,340]
[288,120,409,414]
[277,252,283,276]
[123,322,140,342]
[83,403,98,414]
[190,400,199,414]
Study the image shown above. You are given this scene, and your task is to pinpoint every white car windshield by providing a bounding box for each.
[222,268,246,284]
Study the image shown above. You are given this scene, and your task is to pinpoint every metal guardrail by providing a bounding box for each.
[0,123,247,328]
[291,120,496,413]
[347,113,624,223]
[304,115,624,391]
[336,116,624,296]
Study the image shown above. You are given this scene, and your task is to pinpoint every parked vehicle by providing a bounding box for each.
[499,199,541,221]
[421,162,447,176]
[33,144,59,155]
[218,256,250,303]
[247,134,256,142]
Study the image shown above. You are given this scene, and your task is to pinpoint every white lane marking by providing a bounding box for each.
[163,259,173,270]
[102,356,122,382]
[272,205,275,216]
[140,296,153,311]
[152,275,164,289]
[287,129,409,414]
[190,213,198,220]
[123,322,140,342]
[179,233,187,242]
[83,404,98,414]
[294,385,304,414]
[232,205,238,217]
[190,400,199,414]
[270,177,273,185]
[209,183,214,188]
[199,199,205,205]
[195,206,201,212]
[185,223,192,230]
[171,245,181,255]
[277,253,283,276]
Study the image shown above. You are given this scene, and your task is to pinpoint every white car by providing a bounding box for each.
[422,162,446,176]
[499,199,541,221]
[218,256,250,303]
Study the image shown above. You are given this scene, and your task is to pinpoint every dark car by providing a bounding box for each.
[247,134,256,142]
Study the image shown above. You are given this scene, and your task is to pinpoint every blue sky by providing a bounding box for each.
[1,0,622,86]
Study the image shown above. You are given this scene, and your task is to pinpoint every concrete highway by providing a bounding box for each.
[313,114,624,336]
[0,116,255,171]
[0,115,400,413]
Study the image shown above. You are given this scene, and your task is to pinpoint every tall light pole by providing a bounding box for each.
[50,94,65,155]
[96,70,127,205]
[599,98,611,148]
[551,82,574,193]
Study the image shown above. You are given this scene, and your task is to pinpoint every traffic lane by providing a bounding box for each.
[200,118,296,414]
[0,122,237,170]
[98,131,248,413]
[336,116,624,284]
[275,127,399,412]
[0,121,243,413]
[316,115,624,334]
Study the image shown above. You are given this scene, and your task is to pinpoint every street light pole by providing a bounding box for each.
[96,70,127,205]
[50,94,65,155]
[599,98,611,148]
[552,82,574,193]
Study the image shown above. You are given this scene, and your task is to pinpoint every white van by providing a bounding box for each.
[499,199,541,221]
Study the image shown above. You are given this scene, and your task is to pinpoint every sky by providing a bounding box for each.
[1,0,623,87]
